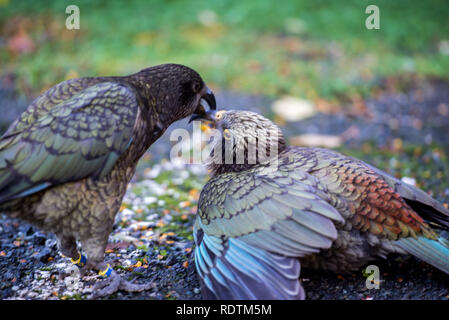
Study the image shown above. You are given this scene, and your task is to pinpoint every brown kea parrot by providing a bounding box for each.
[0,64,216,298]
[191,110,449,299]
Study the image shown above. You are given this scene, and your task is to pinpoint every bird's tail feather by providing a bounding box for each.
[396,236,449,275]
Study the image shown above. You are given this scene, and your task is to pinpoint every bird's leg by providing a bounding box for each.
[57,236,86,267]
[56,235,87,283]
[80,236,155,299]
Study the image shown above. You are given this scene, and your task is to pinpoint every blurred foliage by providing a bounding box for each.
[0,0,448,100]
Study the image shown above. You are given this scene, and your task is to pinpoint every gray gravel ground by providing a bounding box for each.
[0,77,448,300]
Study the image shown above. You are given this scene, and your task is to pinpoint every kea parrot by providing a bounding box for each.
[0,64,216,298]
[191,109,449,299]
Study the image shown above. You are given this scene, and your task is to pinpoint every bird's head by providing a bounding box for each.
[134,63,216,126]
[192,110,287,176]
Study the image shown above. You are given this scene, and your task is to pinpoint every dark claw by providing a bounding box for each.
[89,270,156,299]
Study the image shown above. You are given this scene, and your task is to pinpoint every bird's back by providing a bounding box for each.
[2,77,105,138]
[0,76,141,210]
[285,146,440,238]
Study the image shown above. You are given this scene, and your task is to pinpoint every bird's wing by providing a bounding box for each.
[364,161,449,229]
[299,147,449,275]
[3,77,99,138]
[299,147,441,239]
[194,223,304,299]
[0,82,138,203]
[194,164,344,299]
[351,157,449,274]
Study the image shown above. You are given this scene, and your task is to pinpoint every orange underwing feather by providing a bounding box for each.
[334,163,436,240]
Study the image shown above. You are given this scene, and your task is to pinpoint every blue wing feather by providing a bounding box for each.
[194,226,304,300]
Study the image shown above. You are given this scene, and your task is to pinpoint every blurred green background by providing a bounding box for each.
[1,0,449,300]
[1,0,448,101]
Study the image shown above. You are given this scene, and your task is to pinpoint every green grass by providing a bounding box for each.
[1,0,448,101]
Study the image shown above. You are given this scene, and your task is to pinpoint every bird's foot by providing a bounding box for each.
[89,267,155,299]
[70,252,87,268]
[61,251,87,268]
[58,252,87,280]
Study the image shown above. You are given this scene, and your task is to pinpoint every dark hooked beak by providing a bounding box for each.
[203,87,216,111]
[188,109,217,123]
[188,87,216,123]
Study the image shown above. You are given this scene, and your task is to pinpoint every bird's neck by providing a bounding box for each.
[208,163,258,176]
[123,71,174,128]
[119,72,177,159]
[109,74,170,162]
[131,109,162,160]
[207,142,288,177]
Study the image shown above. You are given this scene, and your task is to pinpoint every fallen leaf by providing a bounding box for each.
[188,189,199,200]
[392,138,403,152]
[134,261,142,268]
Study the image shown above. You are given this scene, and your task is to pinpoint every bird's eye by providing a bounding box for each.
[223,129,232,140]
[216,111,225,120]
[192,81,202,93]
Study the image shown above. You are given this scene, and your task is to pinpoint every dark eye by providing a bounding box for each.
[192,81,202,93]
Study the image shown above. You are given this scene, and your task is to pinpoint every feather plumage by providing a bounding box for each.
[0,64,216,298]
[194,110,449,300]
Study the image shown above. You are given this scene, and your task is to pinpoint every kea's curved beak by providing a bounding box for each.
[202,87,216,111]
[189,87,216,123]
[188,109,217,124]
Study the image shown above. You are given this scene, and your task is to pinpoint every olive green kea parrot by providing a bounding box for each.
[0,64,216,298]
[191,110,449,299]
